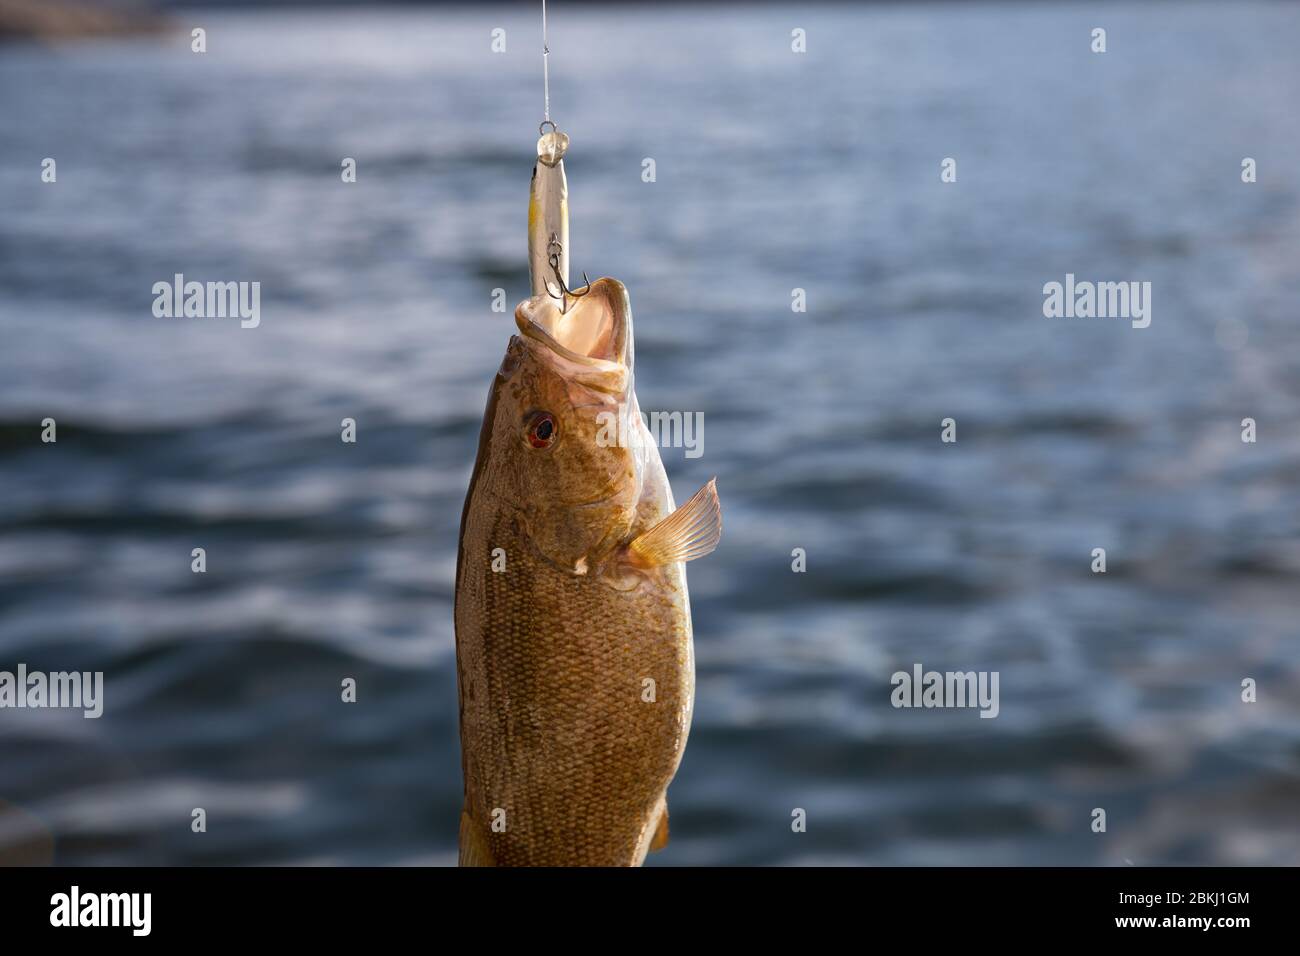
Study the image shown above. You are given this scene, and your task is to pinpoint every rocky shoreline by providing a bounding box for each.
[0,0,168,41]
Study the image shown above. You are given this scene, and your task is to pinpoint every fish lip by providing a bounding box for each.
[517,318,618,371]
[515,277,632,372]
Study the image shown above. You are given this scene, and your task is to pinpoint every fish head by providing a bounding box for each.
[477,278,649,573]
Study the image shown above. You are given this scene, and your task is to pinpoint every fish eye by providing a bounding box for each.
[527,412,556,448]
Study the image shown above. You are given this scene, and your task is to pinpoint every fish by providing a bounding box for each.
[454,277,721,866]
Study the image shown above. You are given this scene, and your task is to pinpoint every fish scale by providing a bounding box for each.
[459,512,692,865]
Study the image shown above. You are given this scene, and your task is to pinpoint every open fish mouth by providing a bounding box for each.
[515,277,633,374]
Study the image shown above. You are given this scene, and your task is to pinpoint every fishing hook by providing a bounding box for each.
[547,233,591,313]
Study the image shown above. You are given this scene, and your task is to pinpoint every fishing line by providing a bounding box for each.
[541,0,551,124]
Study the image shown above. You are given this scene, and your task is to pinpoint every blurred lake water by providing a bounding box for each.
[1,1,1298,865]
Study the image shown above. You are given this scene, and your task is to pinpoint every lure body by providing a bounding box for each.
[528,128,570,298]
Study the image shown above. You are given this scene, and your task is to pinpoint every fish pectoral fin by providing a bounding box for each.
[650,805,670,853]
[458,806,497,867]
[627,478,721,568]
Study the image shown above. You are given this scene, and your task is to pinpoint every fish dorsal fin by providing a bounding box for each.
[627,479,721,568]
[458,807,497,867]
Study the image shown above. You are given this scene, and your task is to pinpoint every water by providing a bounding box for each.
[1,1,1298,866]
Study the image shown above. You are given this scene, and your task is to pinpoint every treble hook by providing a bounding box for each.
[546,234,591,313]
